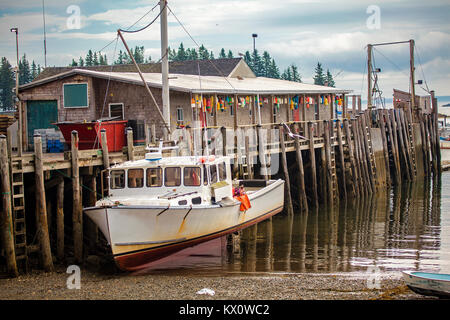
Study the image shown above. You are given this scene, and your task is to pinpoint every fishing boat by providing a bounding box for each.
[402,271,450,298]
[84,143,285,271]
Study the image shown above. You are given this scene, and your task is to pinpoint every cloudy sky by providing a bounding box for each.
[1,0,449,101]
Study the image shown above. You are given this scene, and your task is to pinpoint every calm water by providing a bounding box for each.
[135,172,450,277]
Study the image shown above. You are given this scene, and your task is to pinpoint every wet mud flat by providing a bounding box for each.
[0,265,434,300]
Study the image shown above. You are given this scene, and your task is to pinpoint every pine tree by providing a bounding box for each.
[268,58,280,79]
[78,57,84,66]
[70,59,78,67]
[326,69,335,87]
[262,51,272,77]
[187,48,198,60]
[209,51,214,60]
[85,50,94,66]
[227,50,234,59]
[313,62,325,85]
[281,67,292,81]
[219,48,226,59]
[198,45,210,60]
[93,52,99,66]
[18,54,32,85]
[31,61,38,80]
[0,57,15,110]
[244,51,253,70]
[132,46,145,63]
[290,64,301,82]
[250,49,263,76]
[168,47,177,61]
[176,43,187,61]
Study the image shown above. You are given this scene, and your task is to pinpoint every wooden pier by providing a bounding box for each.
[0,106,441,277]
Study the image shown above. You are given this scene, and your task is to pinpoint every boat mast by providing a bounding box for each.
[160,0,170,140]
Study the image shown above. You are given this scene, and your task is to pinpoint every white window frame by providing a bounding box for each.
[108,103,124,120]
[63,82,89,108]
[176,107,184,126]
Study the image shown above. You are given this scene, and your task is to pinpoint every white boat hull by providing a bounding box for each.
[402,271,450,298]
[84,179,284,271]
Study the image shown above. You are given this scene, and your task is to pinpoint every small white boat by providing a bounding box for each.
[402,271,450,298]
[84,143,285,271]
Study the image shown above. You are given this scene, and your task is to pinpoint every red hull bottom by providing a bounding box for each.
[114,206,283,271]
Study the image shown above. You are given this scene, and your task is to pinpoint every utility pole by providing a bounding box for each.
[10,27,22,156]
[160,0,170,140]
[367,44,373,111]
[252,33,258,54]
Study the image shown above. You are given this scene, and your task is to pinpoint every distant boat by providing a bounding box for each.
[442,103,450,107]
[402,271,450,298]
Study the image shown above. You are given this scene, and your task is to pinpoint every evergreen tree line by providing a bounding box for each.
[0,55,42,110]
[70,46,151,67]
[168,42,335,86]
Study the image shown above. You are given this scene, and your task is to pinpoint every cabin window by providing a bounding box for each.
[128,169,144,188]
[146,168,162,187]
[109,103,124,120]
[203,165,218,185]
[210,165,218,184]
[165,167,181,187]
[110,170,125,189]
[218,162,226,181]
[184,167,201,186]
[63,83,88,108]
[176,107,184,127]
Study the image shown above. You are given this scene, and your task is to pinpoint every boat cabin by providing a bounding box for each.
[102,155,233,206]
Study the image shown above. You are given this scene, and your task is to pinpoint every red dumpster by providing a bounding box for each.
[55,120,128,152]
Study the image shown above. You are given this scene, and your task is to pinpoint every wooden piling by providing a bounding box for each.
[394,110,411,180]
[293,124,308,211]
[100,129,110,169]
[377,109,391,186]
[127,127,135,161]
[279,125,294,215]
[0,135,18,277]
[71,130,83,263]
[343,119,358,197]
[245,134,253,179]
[323,120,334,204]
[385,109,401,184]
[34,134,54,272]
[336,119,348,200]
[56,177,64,261]
[388,109,402,181]
[359,114,375,191]
[257,125,268,180]
[308,122,319,207]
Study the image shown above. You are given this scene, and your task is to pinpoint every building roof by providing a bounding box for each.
[33,58,248,81]
[20,68,352,95]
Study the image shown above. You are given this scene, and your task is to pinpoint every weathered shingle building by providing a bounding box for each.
[18,58,352,148]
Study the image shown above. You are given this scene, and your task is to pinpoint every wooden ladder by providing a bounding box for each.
[329,135,339,202]
[363,123,378,188]
[10,158,28,271]
[406,119,418,177]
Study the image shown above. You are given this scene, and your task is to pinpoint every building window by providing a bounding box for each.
[218,162,226,181]
[128,169,144,188]
[176,107,184,127]
[109,103,124,120]
[63,83,88,108]
[146,168,162,187]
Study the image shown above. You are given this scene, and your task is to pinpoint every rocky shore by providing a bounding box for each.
[0,264,433,300]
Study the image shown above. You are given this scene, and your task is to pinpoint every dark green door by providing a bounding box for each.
[27,100,58,147]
